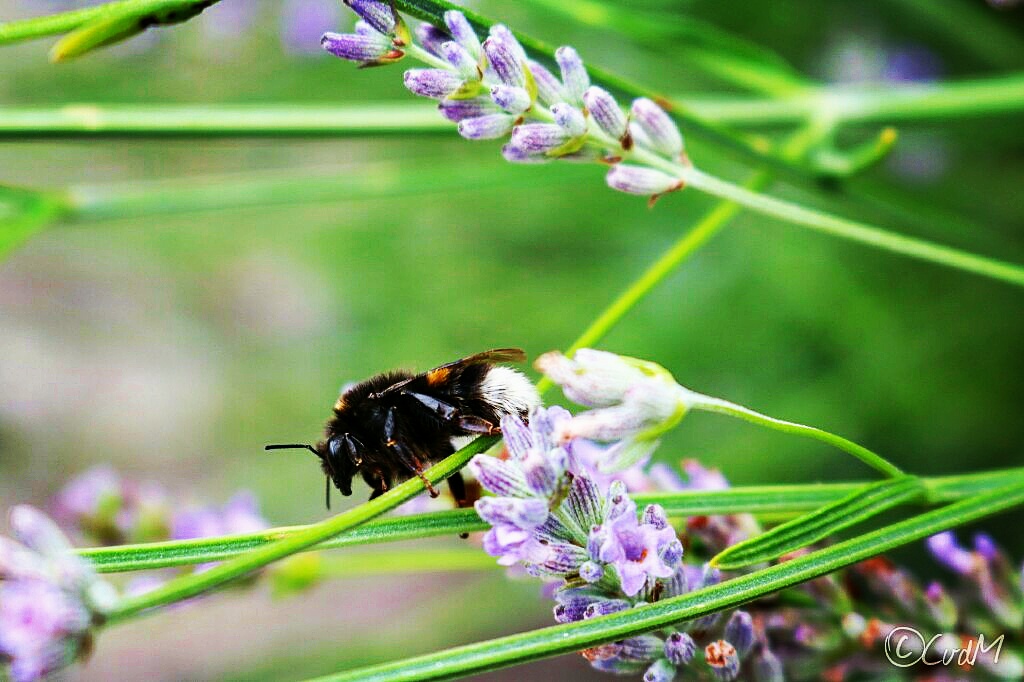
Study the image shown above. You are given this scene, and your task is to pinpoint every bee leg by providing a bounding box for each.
[448,472,471,538]
[367,474,389,500]
[385,406,440,498]
[457,415,499,435]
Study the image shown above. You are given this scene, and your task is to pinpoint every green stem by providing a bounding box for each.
[0,104,446,139]
[310,480,1024,681]
[102,435,497,624]
[308,548,500,579]
[683,73,1024,128]
[685,390,903,478]
[77,467,1024,573]
[676,165,1024,288]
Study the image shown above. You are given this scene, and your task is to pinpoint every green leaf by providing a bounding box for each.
[49,0,216,61]
[711,476,924,570]
[306,480,1024,682]
[0,185,67,259]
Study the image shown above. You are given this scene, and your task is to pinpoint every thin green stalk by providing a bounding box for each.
[313,548,500,578]
[684,390,903,478]
[102,435,498,624]
[0,104,446,139]
[310,480,1024,681]
[77,467,1024,573]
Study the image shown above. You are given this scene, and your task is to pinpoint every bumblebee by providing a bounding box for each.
[267,348,539,507]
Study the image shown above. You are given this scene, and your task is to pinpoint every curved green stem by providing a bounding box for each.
[77,468,1024,573]
[684,390,904,478]
[676,165,1024,288]
[102,435,497,624]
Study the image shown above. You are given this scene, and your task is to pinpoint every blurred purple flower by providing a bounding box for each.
[281,0,344,56]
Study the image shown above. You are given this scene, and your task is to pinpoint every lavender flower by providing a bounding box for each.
[592,486,679,596]
[322,7,689,204]
[1,507,115,682]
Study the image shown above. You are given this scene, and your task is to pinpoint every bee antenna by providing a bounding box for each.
[265,443,319,456]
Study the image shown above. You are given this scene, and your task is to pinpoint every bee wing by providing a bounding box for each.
[372,348,526,397]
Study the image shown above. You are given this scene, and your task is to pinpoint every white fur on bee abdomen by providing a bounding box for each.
[479,366,540,417]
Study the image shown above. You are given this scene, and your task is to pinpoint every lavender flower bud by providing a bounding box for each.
[564,474,604,530]
[354,20,378,36]
[606,165,684,197]
[974,532,999,561]
[619,635,664,662]
[644,658,677,682]
[321,31,396,63]
[584,86,628,141]
[527,59,566,106]
[415,23,448,57]
[583,598,630,619]
[510,124,570,153]
[468,453,530,496]
[927,531,976,575]
[587,524,606,560]
[343,0,395,36]
[438,97,498,122]
[643,504,669,530]
[631,97,684,157]
[664,631,696,665]
[724,611,755,658]
[551,103,587,137]
[705,640,740,681]
[556,46,590,106]
[501,143,548,164]
[475,497,548,529]
[9,505,73,560]
[444,10,481,58]
[659,538,684,567]
[403,68,465,99]
[483,35,526,87]
[440,41,479,79]
[579,560,604,583]
[752,647,784,682]
[489,25,527,63]
[554,587,601,623]
[923,581,958,630]
[535,541,588,576]
[490,85,531,114]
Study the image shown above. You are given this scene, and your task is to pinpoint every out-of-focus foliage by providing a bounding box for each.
[1,0,1023,679]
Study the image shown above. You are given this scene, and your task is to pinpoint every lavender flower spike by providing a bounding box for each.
[321,31,398,64]
[631,97,684,158]
[556,46,590,106]
[584,86,628,142]
[606,165,684,198]
[403,69,465,99]
[343,0,396,36]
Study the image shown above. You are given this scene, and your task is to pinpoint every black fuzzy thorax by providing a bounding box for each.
[318,363,508,497]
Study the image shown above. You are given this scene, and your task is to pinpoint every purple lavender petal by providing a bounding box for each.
[642,504,668,530]
[556,46,590,105]
[343,0,395,35]
[468,453,531,496]
[403,68,464,99]
[583,86,627,140]
[444,10,481,57]
[631,97,684,157]
[321,31,393,62]
[458,113,515,140]
[664,630,696,665]
[927,531,976,575]
[528,59,566,106]
[606,165,682,196]
[510,123,569,152]
[0,580,90,681]
[483,36,525,87]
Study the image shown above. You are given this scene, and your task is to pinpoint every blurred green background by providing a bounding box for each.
[1,0,1023,679]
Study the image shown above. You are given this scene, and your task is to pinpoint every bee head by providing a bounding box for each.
[265,439,358,508]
